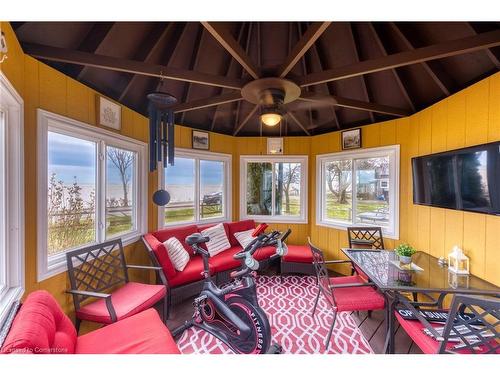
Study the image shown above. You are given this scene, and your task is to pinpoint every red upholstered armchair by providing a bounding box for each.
[65,239,167,331]
[0,291,180,354]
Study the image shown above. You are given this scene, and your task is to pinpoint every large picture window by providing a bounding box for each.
[159,149,231,227]
[316,145,400,238]
[0,72,24,327]
[240,156,308,223]
[37,110,147,281]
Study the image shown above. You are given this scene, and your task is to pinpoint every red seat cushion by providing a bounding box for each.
[329,275,385,312]
[253,245,277,261]
[282,245,313,263]
[208,246,242,272]
[227,220,255,246]
[169,255,214,287]
[395,312,499,354]
[75,309,180,354]
[1,290,77,354]
[152,224,198,254]
[76,282,166,324]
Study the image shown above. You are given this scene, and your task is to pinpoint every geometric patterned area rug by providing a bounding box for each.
[176,275,373,354]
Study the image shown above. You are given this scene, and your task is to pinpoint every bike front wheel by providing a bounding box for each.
[225,296,272,354]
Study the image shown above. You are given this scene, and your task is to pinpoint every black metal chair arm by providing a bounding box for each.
[328,282,376,289]
[66,290,111,299]
[324,260,352,265]
[126,264,163,271]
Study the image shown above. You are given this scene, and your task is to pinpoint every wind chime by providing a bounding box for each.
[147,75,177,206]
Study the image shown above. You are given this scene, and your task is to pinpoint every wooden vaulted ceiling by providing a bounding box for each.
[11,21,500,136]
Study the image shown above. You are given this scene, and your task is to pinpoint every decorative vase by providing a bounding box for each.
[399,255,412,265]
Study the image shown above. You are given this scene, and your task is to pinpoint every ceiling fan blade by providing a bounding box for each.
[173,92,243,114]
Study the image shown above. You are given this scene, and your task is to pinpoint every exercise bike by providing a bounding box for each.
[173,224,291,354]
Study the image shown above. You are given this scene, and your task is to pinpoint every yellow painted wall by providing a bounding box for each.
[1,20,498,332]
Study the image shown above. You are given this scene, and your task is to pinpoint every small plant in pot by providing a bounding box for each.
[395,244,416,265]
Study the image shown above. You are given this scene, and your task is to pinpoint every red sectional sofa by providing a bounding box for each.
[1,291,180,354]
[142,219,310,314]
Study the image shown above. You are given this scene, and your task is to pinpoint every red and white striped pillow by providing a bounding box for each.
[201,223,231,257]
[163,237,190,271]
[233,229,255,249]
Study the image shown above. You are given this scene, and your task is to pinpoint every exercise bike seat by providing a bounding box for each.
[185,233,210,245]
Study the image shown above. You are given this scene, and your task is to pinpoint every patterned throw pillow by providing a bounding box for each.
[201,223,231,257]
[233,229,255,249]
[163,237,190,271]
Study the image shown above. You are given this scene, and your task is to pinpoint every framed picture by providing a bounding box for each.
[192,130,209,150]
[341,128,362,150]
[267,137,283,154]
[97,96,121,130]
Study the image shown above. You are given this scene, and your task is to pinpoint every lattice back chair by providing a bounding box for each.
[66,239,167,331]
[347,226,385,250]
[439,294,499,354]
[308,237,385,350]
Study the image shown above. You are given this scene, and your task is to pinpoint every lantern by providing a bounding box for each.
[448,246,470,275]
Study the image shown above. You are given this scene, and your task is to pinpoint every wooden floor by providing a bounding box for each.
[352,310,423,354]
[165,270,423,354]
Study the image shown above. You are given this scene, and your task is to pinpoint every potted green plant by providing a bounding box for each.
[395,244,416,265]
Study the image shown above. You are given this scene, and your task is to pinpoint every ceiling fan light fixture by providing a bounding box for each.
[261,112,282,127]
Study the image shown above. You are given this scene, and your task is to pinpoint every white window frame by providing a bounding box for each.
[316,145,400,239]
[240,155,308,224]
[158,148,232,228]
[0,72,24,328]
[37,109,147,282]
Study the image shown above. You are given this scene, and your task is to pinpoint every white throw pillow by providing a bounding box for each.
[201,223,231,257]
[163,237,190,272]
[233,228,255,249]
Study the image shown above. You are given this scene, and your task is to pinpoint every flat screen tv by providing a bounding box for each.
[412,141,500,215]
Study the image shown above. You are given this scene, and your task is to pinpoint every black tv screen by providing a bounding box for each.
[412,142,500,215]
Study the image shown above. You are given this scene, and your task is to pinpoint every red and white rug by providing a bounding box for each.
[176,275,373,354]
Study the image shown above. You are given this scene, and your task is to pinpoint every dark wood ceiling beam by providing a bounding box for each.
[201,22,261,79]
[233,105,259,136]
[22,42,246,90]
[173,92,243,113]
[298,29,500,87]
[368,22,415,112]
[286,111,311,136]
[277,21,331,78]
[72,22,115,79]
[296,23,314,131]
[299,92,411,117]
[464,22,500,69]
[388,22,452,96]
[180,25,205,124]
[118,22,173,102]
[348,23,375,123]
[310,41,341,129]
[210,23,248,132]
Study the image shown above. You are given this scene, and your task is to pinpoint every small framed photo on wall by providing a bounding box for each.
[192,130,210,150]
[97,95,121,130]
[341,128,362,150]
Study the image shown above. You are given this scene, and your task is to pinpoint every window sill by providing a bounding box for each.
[160,216,231,229]
[241,215,308,225]
[37,233,143,282]
[316,220,399,240]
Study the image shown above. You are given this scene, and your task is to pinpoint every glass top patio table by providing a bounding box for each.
[341,249,499,296]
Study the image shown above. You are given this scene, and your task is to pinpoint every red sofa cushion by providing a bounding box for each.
[170,255,214,287]
[152,224,198,254]
[282,245,313,263]
[76,309,180,354]
[76,282,166,324]
[253,245,277,261]
[227,220,255,246]
[1,290,77,354]
[208,246,242,272]
[144,233,177,280]
[329,275,385,312]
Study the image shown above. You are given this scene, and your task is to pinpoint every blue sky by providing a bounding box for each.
[48,132,222,186]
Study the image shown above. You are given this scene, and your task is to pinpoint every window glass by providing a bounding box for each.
[246,162,272,216]
[275,162,301,216]
[200,160,224,220]
[47,132,96,255]
[324,160,352,222]
[164,157,195,224]
[106,146,136,238]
